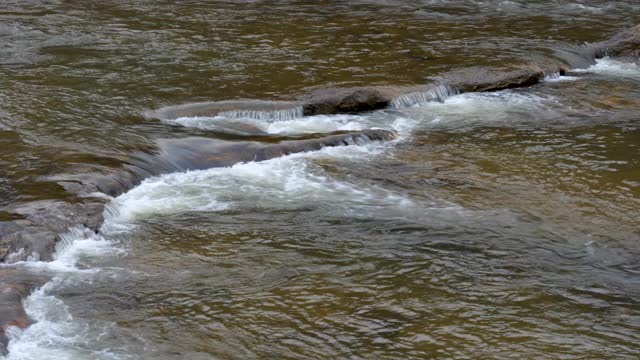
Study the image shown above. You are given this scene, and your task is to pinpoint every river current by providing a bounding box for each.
[1,1,640,359]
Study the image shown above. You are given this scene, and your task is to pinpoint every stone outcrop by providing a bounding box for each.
[5,24,638,267]
[593,25,640,60]
[434,62,568,93]
[157,129,397,171]
[144,25,639,123]
[300,87,393,116]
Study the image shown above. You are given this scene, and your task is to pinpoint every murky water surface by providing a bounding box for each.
[1,1,640,359]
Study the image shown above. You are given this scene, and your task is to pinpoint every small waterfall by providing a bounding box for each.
[543,72,562,81]
[217,106,304,122]
[391,85,459,108]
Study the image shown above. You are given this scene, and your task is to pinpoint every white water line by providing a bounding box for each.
[391,85,459,108]
[217,106,304,121]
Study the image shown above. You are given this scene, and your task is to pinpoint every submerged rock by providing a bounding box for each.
[157,129,398,171]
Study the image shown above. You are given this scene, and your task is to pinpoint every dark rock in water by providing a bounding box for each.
[3,25,635,268]
[594,25,640,61]
[300,87,393,116]
[434,62,567,93]
[157,129,398,172]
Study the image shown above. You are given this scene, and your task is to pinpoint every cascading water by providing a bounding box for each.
[216,107,304,122]
[391,85,460,108]
[5,57,640,358]
[1,2,640,356]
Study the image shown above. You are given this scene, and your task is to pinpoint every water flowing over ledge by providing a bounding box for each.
[216,107,304,122]
[1,23,640,357]
[149,63,570,123]
[148,25,640,124]
[391,85,460,108]
[146,100,304,122]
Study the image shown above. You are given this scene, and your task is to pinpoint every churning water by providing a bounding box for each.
[1,1,640,359]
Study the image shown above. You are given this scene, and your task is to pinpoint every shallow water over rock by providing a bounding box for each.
[1,1,640,359]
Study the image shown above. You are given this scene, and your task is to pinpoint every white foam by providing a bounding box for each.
[173,113,372,135]
[543,72,580,82]
[264,115,367,134]
[51,228,120,271]
[101,141,409,228]
[390,117,421,136]
[573,57,640,77]
[1,133,460,358]
[3,285,126,360]
[3,228,119,273]
[399,90,555,128]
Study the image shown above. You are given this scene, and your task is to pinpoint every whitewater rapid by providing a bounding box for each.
[2,57,638,360]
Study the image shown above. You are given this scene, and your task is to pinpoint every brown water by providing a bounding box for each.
[1,1,640,359]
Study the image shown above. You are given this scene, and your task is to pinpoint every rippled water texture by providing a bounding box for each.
[1,1,640,359]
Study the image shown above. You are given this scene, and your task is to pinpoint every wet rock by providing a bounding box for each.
[434,62,567,93]
[7,201,104,235]
[0,226,56,263]
[157,129,398,171]
[300,87,394,116]
[0,200,105,262]
[594,24,640,60]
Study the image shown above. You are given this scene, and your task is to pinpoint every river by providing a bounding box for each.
[1,1,640,359]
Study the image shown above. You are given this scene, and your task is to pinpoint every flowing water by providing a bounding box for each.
[1,1,640,359]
